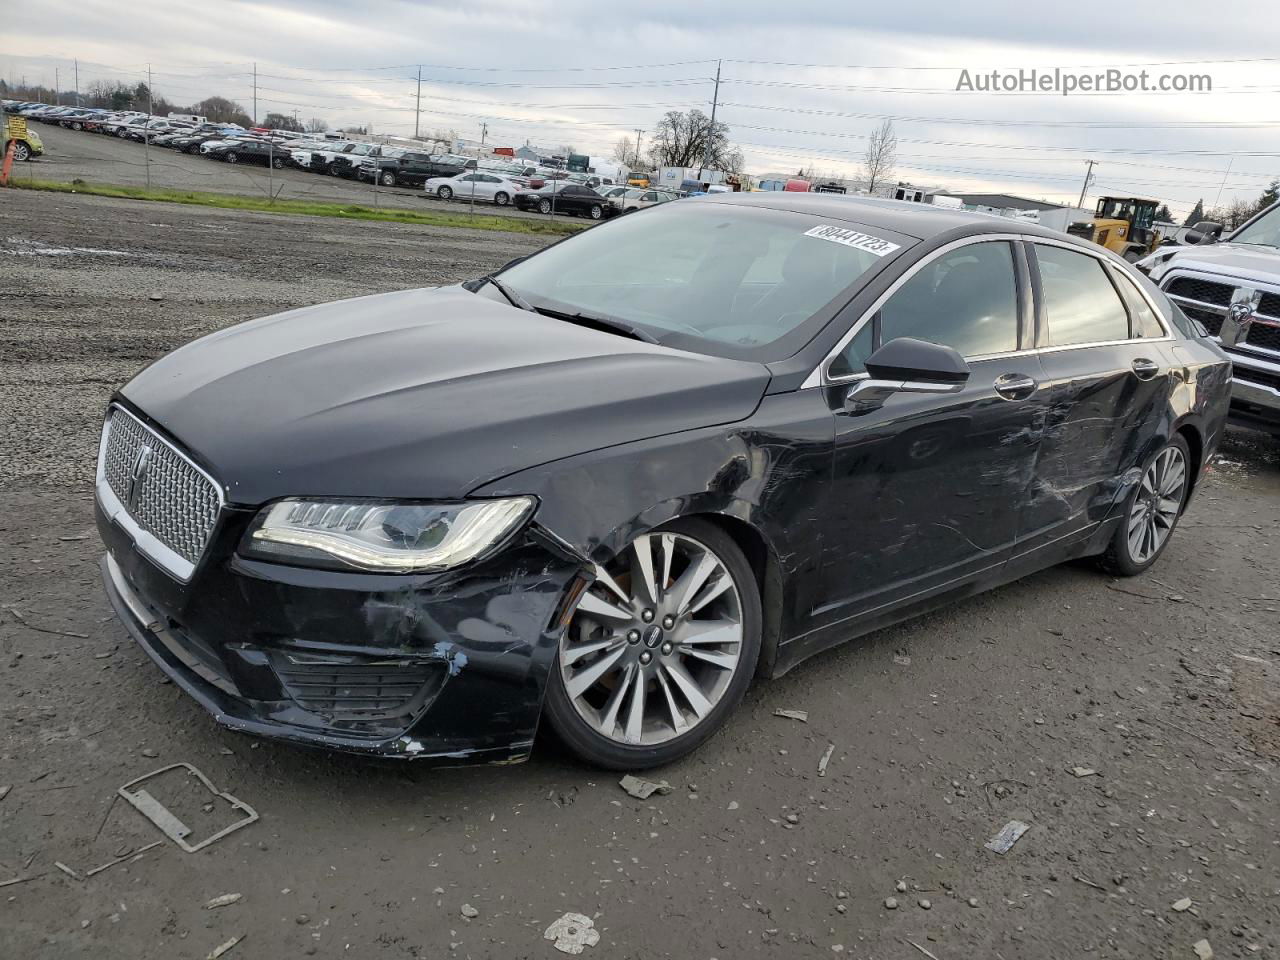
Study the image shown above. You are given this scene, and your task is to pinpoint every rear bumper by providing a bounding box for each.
[98,496,585,764]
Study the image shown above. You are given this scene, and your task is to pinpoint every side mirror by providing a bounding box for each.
[1187,220,1224,244]
[843,338,969,414]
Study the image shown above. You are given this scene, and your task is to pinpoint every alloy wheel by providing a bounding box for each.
[561,532,744,746]
[1127,445,1186,563]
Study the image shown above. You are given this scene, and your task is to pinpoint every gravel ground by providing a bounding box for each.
[15,122,569,223]
[1,188,1279,960]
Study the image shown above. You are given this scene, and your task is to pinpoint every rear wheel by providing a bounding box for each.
[328,164,342,177]
[1098,435,1191,576]
[271,156,284,169]
[438,185,453,200]
[544,518,761,769]
[539,199,552,214]
[589,204,604,220]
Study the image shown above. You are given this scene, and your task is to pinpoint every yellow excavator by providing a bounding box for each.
[1066,197,1165,262]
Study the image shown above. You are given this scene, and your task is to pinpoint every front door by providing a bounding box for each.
[813,239,1046,634]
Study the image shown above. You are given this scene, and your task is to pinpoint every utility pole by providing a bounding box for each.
[55,67,59,104]
[634,128,643,169]
[252,62,257,126]
[144,64,153,189]
[698,59,722,179]
[1213,156,1234,207]
[414,66,422,140]
[74,59,80,105]
[1076,159,1095,210]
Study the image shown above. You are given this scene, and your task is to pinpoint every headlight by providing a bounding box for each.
[241,497,536,573]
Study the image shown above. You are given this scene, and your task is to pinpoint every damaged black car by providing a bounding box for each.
[96,193,1231,769]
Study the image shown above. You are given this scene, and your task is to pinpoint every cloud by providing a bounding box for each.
[5,0,1278,216]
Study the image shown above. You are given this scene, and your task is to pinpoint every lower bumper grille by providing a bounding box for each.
[270,653,447,723]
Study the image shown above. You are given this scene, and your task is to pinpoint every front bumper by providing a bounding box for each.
[1227,348,1280,432]
[97,496,585,763]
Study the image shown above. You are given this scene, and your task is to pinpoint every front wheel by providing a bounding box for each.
[328,164,342,177]
[438,185,453,200]
[272,156,284,169]
[538,199,552,214]
[494,191,509,206]
[225,152,238,164]
[544,518,761,769]
[1098,435,1191,576]
[380,171,396,186]
[11,141,31,162]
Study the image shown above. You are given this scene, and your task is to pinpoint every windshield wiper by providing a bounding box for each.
[479,274,536,312]
[533,307,660,344]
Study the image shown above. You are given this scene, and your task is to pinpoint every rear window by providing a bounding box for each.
[1035,245,1130,346]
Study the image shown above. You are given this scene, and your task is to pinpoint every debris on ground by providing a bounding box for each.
[54,861,81,881]
[1070,766,1099,778]
[618,775,672,800]
[1074,875,1107,892]
[140,748,159,758]
[0,785,9,801]
[460,903,479,919]
[893,653,912,666]
[206,935,243,959]
[917,898,932,910]
[205,893,242,909]
[118,762,259,853]
[544,912,600,955]
[895,880,907,893]
[884,897,899,910]
[984,820,1030,854]
[818,743,836,777]
[1172,897,1193,912]
[84,840,164,878]
[905,940,941,960]
[774,708,808,722]
[1193,939,1214,960]
[727,800,740,811]
[0,875,37,888]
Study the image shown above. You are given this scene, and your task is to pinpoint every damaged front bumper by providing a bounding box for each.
[97,499,586,764]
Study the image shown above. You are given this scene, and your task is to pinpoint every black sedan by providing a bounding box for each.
[94,194,1230,769]
[205,139,287,167]
[514,183,613,220]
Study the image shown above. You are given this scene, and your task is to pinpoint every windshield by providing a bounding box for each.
[498,201,912,360]
[1233,204,1280,248]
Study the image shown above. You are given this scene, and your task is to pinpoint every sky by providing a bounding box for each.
[4,0,1279,219]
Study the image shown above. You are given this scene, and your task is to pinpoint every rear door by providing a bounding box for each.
[1015,241,1175,563]
[814,237,1046,633]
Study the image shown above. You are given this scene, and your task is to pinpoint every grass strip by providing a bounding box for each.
[9,178,586,236]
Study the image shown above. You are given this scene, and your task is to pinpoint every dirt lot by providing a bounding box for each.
[1,188,1278,960]
[15,122,561,223]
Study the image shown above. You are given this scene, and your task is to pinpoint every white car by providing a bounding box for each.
[425,172,523,207]
[609,187,677,214]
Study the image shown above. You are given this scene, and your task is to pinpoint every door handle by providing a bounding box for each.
[993,373,1037,401]
[1131,357,1160,381]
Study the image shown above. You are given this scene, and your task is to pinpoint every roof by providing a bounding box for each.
[933,192,1064,212]
[701,191,1059,241]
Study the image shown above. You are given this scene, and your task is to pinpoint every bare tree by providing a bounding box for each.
[648,109,742,173]
[305,117,329,133]
[862,120,897,195]
[613,135,640,168]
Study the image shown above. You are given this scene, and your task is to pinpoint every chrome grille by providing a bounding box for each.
[1166,276,1233,307]
[100,408,221,570]
[1162,271,1280,355]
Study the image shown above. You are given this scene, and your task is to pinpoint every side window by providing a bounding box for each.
[1110,268,1166,338]
[879,241,1020,357]
[1035,245,1130,346]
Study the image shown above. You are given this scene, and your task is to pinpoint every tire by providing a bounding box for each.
[589,204,604,220]
[329,164,342,177]
[538,199,552,214]
[438,185,453,200]
[225,152,238,164]
[72,122,83,131]
[1097,434,1192,577]
[117,130,128,138]
[544,517,762,770]
[494,191,509,206]
[11,141,31,162]
[272,156,284,169]
[380,171,396,187]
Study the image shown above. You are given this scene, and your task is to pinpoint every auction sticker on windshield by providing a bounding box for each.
[804,225,901,257]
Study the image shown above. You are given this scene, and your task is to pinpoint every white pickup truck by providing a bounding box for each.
[1139,201,1280,437]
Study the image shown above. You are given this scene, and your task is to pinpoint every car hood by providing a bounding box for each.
[120,287,771,505]
[1159,242,1280,287]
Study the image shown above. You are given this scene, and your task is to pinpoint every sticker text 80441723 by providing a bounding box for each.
[804,224,901,257]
